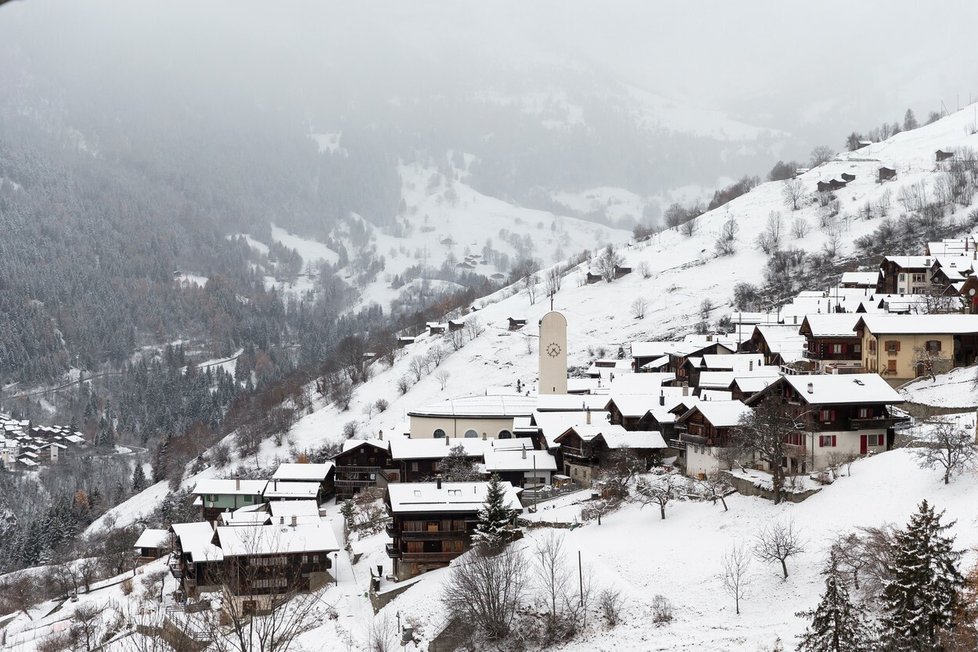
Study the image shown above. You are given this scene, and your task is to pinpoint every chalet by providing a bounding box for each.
[220,504,273,527]
[262,480,323,503]
[585,271,602,284]
[426,322,447,336]
[447,319,465,332]
[585,358,633,379]
[672,401,753,477]
[798,314,863,373]
[840,271,880,289]
[614,265,632,279]
[878,166,897,183]
[929,256,975,292]
[961,276,978,314]
[507,317,528,331]
[840,172,856,182]
[728,375,779,402]
[191,479,268,523]
[215,521,338,607]
[482,446,557,488]
[332,439,399,500]
[385,480,522,579]
[630,341,678,372]
[529,408,611,452]
[854,314,978,381]
[877,256,933,295]
[554,424,666,485]
[170,522,225,597]
[388,437,488,482]
[742,324,807,366]
[396,336,416,349]
[816,179,847,192]
[668,340,736,381]
[269,500,322,525]
[747,374,905,473]
[936,149,955,162]
[271,462,335,498]
[927,237,977,257]
[133,528,170,564]
[407,394,536,440]
[697,368,780,393]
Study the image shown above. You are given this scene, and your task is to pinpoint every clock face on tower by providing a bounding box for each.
[546,342,562,358]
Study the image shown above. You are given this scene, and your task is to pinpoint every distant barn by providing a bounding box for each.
[878,167,897,183]
[936,149,954,162]
[841,173,856,182]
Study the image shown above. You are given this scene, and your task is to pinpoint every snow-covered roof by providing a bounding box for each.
[171,522,223,562]
[699,354,765,371]
[535,394,612,412]
[269,500,321,523]
[698,368,780,390]
[389,437,489,460]
[483,449,557,472]
[882,255,934,268]
[387,481,522,514]
[217,522,339,556]
[408,394,537,418]
[606,394,657,418]
[630,341,681,358]
[855,314,978,335]
[682,401,753,428]
[262,480,321,500]
[532,410,610,447]
[801,314,862,338]
[220,506,271,526]
[730,376,779,394]
[133,528,170,550]
[608,373,675,395]
[600,430,667,450]
[340,438,390,454]
[271,462,334,482]
[192,478,267,497]
[782,374,902,405]
[700,389,733,401]
[840,271,880,286]
[640,355,671,370]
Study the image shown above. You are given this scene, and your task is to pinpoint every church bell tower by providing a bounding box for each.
[538,311,567,394]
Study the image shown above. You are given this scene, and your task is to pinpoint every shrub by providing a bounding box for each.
[651,594,674,624]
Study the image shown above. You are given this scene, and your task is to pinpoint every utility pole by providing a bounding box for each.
[578,550,583,606]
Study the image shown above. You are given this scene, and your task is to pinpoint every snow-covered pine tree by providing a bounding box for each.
[438,443,480,482]
[472,474,516,550]
[131,463,146,493]
[796,564,874,651]
[880,500,964,651]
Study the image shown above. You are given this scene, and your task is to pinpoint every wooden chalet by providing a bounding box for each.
[554,424,666,486]
[672,401,752,477]
[878,166,897,182]
[133,528,170,564]
[332,440,399,500]
[936,149,954,162]
[840,172,856,182]
[877,256,933,295]
[507,317,528,331]
[817,179,848,192]
[388,437,487,483]
[746,374,905,473]
[191,478,268,523]
[385,479,522,579]
[271,462,335,499]
[798,314,863,373]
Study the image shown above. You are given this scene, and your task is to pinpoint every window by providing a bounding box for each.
[819,435,837,448]
[857,407,872,418]
[433,428,446,439]
[243,495,253,503]
[832,344,843,355]
[818,409,836,423]
[885,340,900,354]
[786,433,804,446]
[868,434,884,447]
[410,462,419,472]
[887,360,897,373]
[207,494,216,502]
[464,429,478,438]
[498,429,513,439]
[912,273,926,283]
[925,340,942,353]
[854,343,861,354]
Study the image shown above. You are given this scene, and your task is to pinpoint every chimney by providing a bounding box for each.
[749,360,754,371]
[436,475,442,490]
[379,430,384,441]
[274,479,278,491]
[807,382,814,394]
[235,475,240,491]
[521,444,527,460]
[291,515,297,528]
[682,382,689,397]
[445,435,449,446]
[659,390,665,406]
[586,408,592,425]
[279,516,285,525]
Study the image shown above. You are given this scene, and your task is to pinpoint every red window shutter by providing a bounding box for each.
[896,341,901,352]
[832,435,837,447]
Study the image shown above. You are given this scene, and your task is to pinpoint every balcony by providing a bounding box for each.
[784,443,806,457]
[850,416,907,430]
[398,530,469,540]
[385,543,401,559]
[399,551,463,563]
[679,433,709,447]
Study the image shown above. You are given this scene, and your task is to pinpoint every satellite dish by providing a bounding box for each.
[969,289,976,297]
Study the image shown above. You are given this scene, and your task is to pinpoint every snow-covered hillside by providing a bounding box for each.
[53,102,978,651]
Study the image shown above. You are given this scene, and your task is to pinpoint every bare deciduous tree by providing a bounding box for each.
[435,369,450,391]
[635,474,683,520]
[754,520,805,580]
[524,273,539,304]
[782,177,805,211]
[680,217,699,237]
[810,145,835,167]
[630,297,648,320]
[698,471,733,511]
[732,399,796,504]
[533,532,574,636]
[721,543,752,615]
[598,588,625,626]
[464,317,484,342]
[442,546,527,641]
[594,245,624,282]
[913,419,978,484]
[791,216,810,239]
[447,327,465,351]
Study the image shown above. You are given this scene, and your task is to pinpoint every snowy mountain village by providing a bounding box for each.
[7,107,978,652]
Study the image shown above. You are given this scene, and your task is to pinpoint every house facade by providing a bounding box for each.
[798,315,863,373]
[191,479,268,523]
[385,480,522,580]
[854,315,978,382]
[407,395,536,440]
[332,440,399,500]
[672,401,752,478]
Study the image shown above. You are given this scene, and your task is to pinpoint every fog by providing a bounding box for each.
[3,0,978,205]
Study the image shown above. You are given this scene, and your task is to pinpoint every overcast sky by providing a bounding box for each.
[4,1,978,159]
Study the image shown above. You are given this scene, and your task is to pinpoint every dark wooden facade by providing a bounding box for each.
[385,507,478,579]
[333,443,399,500]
